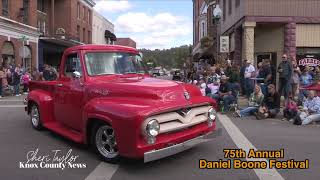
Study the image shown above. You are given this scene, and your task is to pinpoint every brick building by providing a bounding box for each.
[192,0,219,64]
[115,38,136,48]
[0,0,39,70]
[37,0,95,68]
[219,0,320,69]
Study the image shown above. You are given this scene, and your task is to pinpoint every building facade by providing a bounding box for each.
[0,0,39,70]
[92,10,115,44]
[37,0,95,68]
[192,0,219,64]
[219,0,320,69]
[115,38,136,48]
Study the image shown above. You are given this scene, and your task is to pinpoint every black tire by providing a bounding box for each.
[91,123,120,163]
[30,104,43,130]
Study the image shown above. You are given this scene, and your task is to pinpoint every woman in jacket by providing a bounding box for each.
[236,85,264,118]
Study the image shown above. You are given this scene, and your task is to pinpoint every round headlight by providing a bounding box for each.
[146,119,160,137]
[208,108,216,121]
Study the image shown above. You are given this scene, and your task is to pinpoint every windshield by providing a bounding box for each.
[85,52,146,76]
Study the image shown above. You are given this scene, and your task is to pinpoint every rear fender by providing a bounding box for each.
[27,90,55,123]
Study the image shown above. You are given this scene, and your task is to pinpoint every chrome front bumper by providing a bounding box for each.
[144,128,222,163]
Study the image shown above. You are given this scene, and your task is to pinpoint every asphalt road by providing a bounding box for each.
[0,96,319,180]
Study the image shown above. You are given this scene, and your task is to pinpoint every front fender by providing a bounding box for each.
[27,90,55,123]
[82,97,158,156]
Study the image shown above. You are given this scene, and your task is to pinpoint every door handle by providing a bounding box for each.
[56,83,63,87]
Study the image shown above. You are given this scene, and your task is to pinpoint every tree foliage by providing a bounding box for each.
[139,45,192,69]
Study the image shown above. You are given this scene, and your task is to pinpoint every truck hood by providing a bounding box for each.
[88,75,202,108]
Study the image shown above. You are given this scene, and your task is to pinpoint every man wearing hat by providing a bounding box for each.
[211,75,236,111]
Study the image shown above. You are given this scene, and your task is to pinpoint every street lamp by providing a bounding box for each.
[212,4,222,63]
[212,4,222,23]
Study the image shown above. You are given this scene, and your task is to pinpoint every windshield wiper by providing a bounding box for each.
[96,73,116,75]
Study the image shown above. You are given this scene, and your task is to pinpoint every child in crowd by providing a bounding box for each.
[283,96,298,121]
[22,71,31,94]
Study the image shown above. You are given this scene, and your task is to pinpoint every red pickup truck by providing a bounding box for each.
[25,45,218,163]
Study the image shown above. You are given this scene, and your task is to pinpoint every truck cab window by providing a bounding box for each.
[64,53,82,78]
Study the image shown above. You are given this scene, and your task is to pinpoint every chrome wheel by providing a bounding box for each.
[31,106,40,127]
[95,125,118,159]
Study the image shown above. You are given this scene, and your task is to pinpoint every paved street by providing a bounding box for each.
[0,96,319,180]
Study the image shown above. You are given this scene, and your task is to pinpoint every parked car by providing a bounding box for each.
[25,45,218,163]
[152,67,165,76]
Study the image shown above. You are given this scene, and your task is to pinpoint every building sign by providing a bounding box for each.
[298,58,320,66]
[220,36,229,53]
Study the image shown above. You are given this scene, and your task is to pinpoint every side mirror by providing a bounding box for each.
[72,71,81,79]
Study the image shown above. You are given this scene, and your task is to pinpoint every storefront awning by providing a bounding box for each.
[40,37,84,47]
[105,30,117,41]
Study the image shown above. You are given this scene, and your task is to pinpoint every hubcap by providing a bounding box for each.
[96,125,118,158]
[31,106,39,127]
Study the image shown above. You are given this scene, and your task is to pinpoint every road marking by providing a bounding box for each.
[217,114,284,180]
[0,105,25,108]
[0,99,24,102]
[85,162,119,180]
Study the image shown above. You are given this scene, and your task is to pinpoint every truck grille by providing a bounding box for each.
[145,105,211,134]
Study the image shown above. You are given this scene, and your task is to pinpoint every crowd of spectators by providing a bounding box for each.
[0,63,58,98]
[187,54,320,126]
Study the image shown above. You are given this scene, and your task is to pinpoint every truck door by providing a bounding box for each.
[54,52,84,131]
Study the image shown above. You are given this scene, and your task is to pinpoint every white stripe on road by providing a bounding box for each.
[0,99,24,102]
[85,162,119,180]
[0,105,25,108]
[217,114,284,180]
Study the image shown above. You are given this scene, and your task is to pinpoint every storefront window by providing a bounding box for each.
[1,41,15,67]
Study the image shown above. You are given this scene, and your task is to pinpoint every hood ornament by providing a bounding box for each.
[184,91,190,100]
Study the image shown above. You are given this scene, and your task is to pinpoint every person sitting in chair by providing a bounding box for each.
[211,75,235,112]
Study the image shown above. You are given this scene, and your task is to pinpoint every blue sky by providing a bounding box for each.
[94,0,193,49]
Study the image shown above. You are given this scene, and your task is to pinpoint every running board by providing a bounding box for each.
[44,122,83,143]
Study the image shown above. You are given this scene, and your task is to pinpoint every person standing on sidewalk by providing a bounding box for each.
[277,54,293,102]
[244,60,255,98]
[290,58,301,98]
[12,65,22,96]
[240,60,247,96]
[258,59,273,95]
[0,66,4,98]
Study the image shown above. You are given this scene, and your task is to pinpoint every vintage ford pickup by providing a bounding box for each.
[25,45,218,163]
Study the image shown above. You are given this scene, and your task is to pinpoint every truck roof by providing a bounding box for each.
[65,44,139,54]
